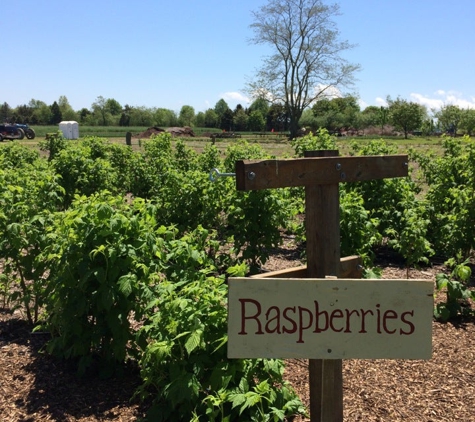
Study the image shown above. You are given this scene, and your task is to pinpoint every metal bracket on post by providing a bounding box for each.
[209,168,236,182]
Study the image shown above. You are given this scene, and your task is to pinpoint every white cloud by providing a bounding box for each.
[375,97,387,107]
[358,99,368,109]
[315,84,342,99]
[409,93,444,110]
[410,90,475,111]
[221,92,250,106]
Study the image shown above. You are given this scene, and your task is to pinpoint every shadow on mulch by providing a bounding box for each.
[0,310,149,421]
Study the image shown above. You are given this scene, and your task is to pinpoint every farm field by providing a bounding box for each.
[0,130,474,421]
[14,124,447,155]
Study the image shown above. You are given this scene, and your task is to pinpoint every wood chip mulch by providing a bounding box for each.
[0,311,148,421]
[1,248,474,421]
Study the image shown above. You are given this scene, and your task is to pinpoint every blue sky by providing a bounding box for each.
[3,0,475,114]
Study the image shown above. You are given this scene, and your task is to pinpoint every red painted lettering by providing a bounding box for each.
[297,306,313,343]
[282,307,297,333]
[265,306,281,334]
[400,311,415,335]
[313,301,329,333]
[359,308,374,333]
[383,310,398,334]
[330,309,344,332]
[239,299,263,335]
[376,304,382,333]
[344,309,360,333]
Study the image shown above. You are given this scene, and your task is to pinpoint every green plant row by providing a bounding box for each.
[0,130,474,420]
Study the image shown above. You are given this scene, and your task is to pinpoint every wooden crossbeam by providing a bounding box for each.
[236,155,408,190]
[249,255,363,279]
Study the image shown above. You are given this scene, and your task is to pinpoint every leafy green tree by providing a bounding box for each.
[420,118,436,136]
[28,99,45,109]
[214,99,232,129]
[248,97,269,117]
[12,104,34,124]
[248,0,360,138]
[312,95,360,132]
[333,95,360,128]
[312,98,342,132]
[204,108,218,128]
[298,108,318,131]
[194,111,205,127]
[247,110,266,132]
[233,107,249,131]
[214,98,229,119]
[35,104,53,125]
[267,103,289,132]
[154,108,177,127]
[361,105,383,130]
[105,98,122,116]
[78,108,91,124]
[0,102,12,122]
[220,108,234,131]
[28,99,52,124]
[58,95,78,121]
[50,101,63,124]
[91,96,111,125]
[434,104,463,135]
[387,96,426,139]
[129,106,154,126]
[361,105,390,132]
[119,104,131,127]
[460,108,475,136]
[178,105,195,127]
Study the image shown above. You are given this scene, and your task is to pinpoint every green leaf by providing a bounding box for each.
[435,273,448,290]
[118,275,133,297]
[185,328,203,355]
[230,392,246,409]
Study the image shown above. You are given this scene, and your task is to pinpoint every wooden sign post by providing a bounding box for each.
[232,151,416,422]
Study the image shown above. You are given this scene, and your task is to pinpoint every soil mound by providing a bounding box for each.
[136,126,165,138]
[136,126,195,138]
[166,126,195,137]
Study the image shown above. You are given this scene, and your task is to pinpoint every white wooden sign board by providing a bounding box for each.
[228,278,433,360]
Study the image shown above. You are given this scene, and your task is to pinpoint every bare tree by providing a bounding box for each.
[248,0,360,138]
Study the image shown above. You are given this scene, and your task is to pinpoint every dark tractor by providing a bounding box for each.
[0,123,36,141]
[14,123,36,139]
[0,124,25,141]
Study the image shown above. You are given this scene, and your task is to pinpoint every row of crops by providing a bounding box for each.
[0,130,474,420]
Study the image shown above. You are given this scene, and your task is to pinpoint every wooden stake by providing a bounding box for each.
[305,150,342,422]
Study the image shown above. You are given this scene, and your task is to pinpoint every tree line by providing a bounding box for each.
[0,95,287,132]
[2,94,474,137]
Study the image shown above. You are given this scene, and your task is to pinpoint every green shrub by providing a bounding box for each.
[434,260,475,321]
[137,267,306,421]
[223,141,295,272]
[290,128,337,156]
[41,194,164,375]
[0,163,63,324]
[413,136,475,259]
